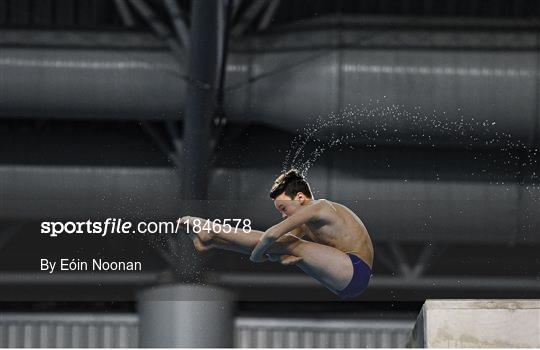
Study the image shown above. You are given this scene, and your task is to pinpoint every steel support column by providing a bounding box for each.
[183,0,222,202]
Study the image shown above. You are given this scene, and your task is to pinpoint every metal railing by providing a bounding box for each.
[0,313,414,348]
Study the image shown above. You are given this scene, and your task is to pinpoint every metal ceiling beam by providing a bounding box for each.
[113,0,136,27]
[389,243,413,277]
[163,0,190,49]
[410,244,444,278]
[128,0,184,59]
[257,0,280,31]
[373,245,400,273]
[164,121,184,170]
[232,0,269,35]
[140,122,182,167]
[230,0,243,23]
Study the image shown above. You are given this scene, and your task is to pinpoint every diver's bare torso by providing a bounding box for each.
[299,199,374,268]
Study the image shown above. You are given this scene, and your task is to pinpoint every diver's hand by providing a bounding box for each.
[250,230,279,263]
[279,255,303,265]
[266,254,303,265]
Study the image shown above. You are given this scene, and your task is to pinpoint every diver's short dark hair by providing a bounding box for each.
[269,169,313,199]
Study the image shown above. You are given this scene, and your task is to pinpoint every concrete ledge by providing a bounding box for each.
[408,299,540,348]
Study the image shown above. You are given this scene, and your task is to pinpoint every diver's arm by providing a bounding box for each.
[250,201,324,262]
[289,226,306,239]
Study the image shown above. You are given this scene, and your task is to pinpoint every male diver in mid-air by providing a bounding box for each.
[180,169,374,299]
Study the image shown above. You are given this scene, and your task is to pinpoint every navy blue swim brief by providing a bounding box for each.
[337,253,372,299]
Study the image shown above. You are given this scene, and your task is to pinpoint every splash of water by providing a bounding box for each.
[282,100,539,190]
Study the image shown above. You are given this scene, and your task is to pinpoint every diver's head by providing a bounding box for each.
[269,169,313,218]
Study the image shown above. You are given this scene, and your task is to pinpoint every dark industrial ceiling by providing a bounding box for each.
[1,0,540,30]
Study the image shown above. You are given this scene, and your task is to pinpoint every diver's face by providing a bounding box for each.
[273,192,301,219]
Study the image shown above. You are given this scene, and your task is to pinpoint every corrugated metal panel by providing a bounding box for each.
[234,317,414,348]
[0,313,413,348]
[0,313,138,348]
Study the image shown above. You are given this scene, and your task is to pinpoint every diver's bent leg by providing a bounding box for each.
[284,239,354,293]
[193,226,353,292]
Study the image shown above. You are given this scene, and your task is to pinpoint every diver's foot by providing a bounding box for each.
[192,235,214,252]
[178,216,216,244]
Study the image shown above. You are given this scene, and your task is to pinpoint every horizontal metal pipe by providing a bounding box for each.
[209,272,540,290]
[0,48,186,120]
[0,272,160,285]
[1,24,539,146]
[1,165,538,244]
